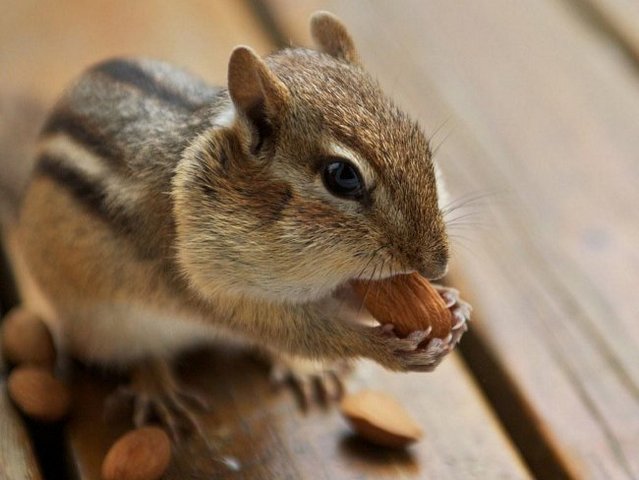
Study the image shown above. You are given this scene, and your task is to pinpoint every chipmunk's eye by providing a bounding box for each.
[322,159,364,199]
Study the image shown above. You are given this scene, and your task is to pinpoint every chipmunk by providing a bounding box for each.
[15,12,469,436]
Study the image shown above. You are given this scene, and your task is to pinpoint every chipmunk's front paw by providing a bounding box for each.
[105,359,209,441]
[370,299,469,373]
[370,324,450,372]
[269,354,352,409]
[433,285,472,345]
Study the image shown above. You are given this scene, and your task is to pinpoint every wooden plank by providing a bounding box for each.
[0,353,42,480]
[569,0,639,62]
[0,383,43,480]
[0,97,47,223]
[0,0,272,104]
[0,1,533,479]
[1,233,42,480]
[67,350,531,480]
[268,1,639,478]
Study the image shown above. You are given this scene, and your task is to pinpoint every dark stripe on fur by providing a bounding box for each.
[95,59,202,111]
[255,184,292,228]
[269,185,292,222]
[35,155,134,235]
[41,111,124,166]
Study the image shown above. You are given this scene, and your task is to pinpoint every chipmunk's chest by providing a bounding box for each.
[65,301,246,365]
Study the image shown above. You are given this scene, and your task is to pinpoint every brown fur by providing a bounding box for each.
[17,12,449,372]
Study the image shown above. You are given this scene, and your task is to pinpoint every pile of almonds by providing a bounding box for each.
[0,306,172,480]
[1,307,71,422]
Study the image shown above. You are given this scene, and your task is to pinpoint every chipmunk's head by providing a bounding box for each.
[174,12,448,303]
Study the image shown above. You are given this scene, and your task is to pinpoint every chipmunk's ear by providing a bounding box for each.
[228,46,289,151]
[310,11,360,65]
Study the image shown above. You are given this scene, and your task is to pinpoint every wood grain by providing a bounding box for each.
[67,349,531,480]
[0,0,272,104]
[0,377,42,479]
[269,1,639,478]
[0,97,46,222]
[1,277,41,480]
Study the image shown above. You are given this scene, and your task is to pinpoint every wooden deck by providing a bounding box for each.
[1,1,639,478]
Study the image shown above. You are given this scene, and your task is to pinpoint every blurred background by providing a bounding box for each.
[1,1,638,479]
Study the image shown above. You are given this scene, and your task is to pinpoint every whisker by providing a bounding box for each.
[446,210,484,224]
[448,219,493,228]
[447,220,493,230]
[441,189,504,216]
[449,232,477,243]
[450,241,475,256]
[431,127,455,157]
[449,233,479,250]
[372,258,387,308]
[376,258,387,282]
[356,245,385,281]
[448,226,492,236]
[356,262,378,315]
[428,116,453,145]
[329,245,382,321]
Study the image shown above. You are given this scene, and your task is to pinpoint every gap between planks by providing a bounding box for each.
[561,0,639,71]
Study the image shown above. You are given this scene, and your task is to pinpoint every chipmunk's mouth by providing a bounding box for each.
[332,280,378,326]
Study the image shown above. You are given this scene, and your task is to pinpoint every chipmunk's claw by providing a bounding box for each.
[434,284,472,339]
[132,388,207,441]
[104,360,210,442]
[373,324,450,371]
[269,355,352,410]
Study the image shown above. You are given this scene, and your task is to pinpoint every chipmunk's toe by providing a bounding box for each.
[104,359,209,442]
[269,354,352,410]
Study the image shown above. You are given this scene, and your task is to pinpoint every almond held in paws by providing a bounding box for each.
[1,307,56,367]
[340,390,423,448]
[102,426,172,480]
[351,273,451,338]
[8,365,71,422]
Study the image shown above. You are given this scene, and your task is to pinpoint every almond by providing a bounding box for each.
[351,273,451,338]
[8,365,71,422]
[1,307,56,367]
[340,390,423,448]
[102,426,172,480]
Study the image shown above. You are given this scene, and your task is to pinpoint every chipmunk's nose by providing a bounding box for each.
[416,249,449,280]
[419,262,449,281]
